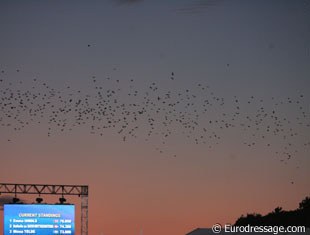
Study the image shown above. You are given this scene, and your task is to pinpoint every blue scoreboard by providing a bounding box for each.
[4,204,75,235]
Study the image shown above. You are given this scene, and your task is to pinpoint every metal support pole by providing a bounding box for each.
[81,194,88,235]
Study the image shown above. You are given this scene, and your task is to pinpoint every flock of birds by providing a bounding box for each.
[0,69,309,171]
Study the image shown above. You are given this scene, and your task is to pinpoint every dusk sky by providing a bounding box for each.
[0,1,310,235]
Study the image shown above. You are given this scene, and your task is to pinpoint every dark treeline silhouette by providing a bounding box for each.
[235,196,310,227]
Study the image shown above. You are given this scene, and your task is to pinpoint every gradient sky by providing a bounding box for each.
[0,1,310,235]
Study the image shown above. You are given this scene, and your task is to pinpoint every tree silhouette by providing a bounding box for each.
[273,207,283,214]
[298,197,310,226]
[234,196,310,227]
[299,197,310,211]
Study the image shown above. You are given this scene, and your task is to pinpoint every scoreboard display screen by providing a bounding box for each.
[4,204,75,235]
